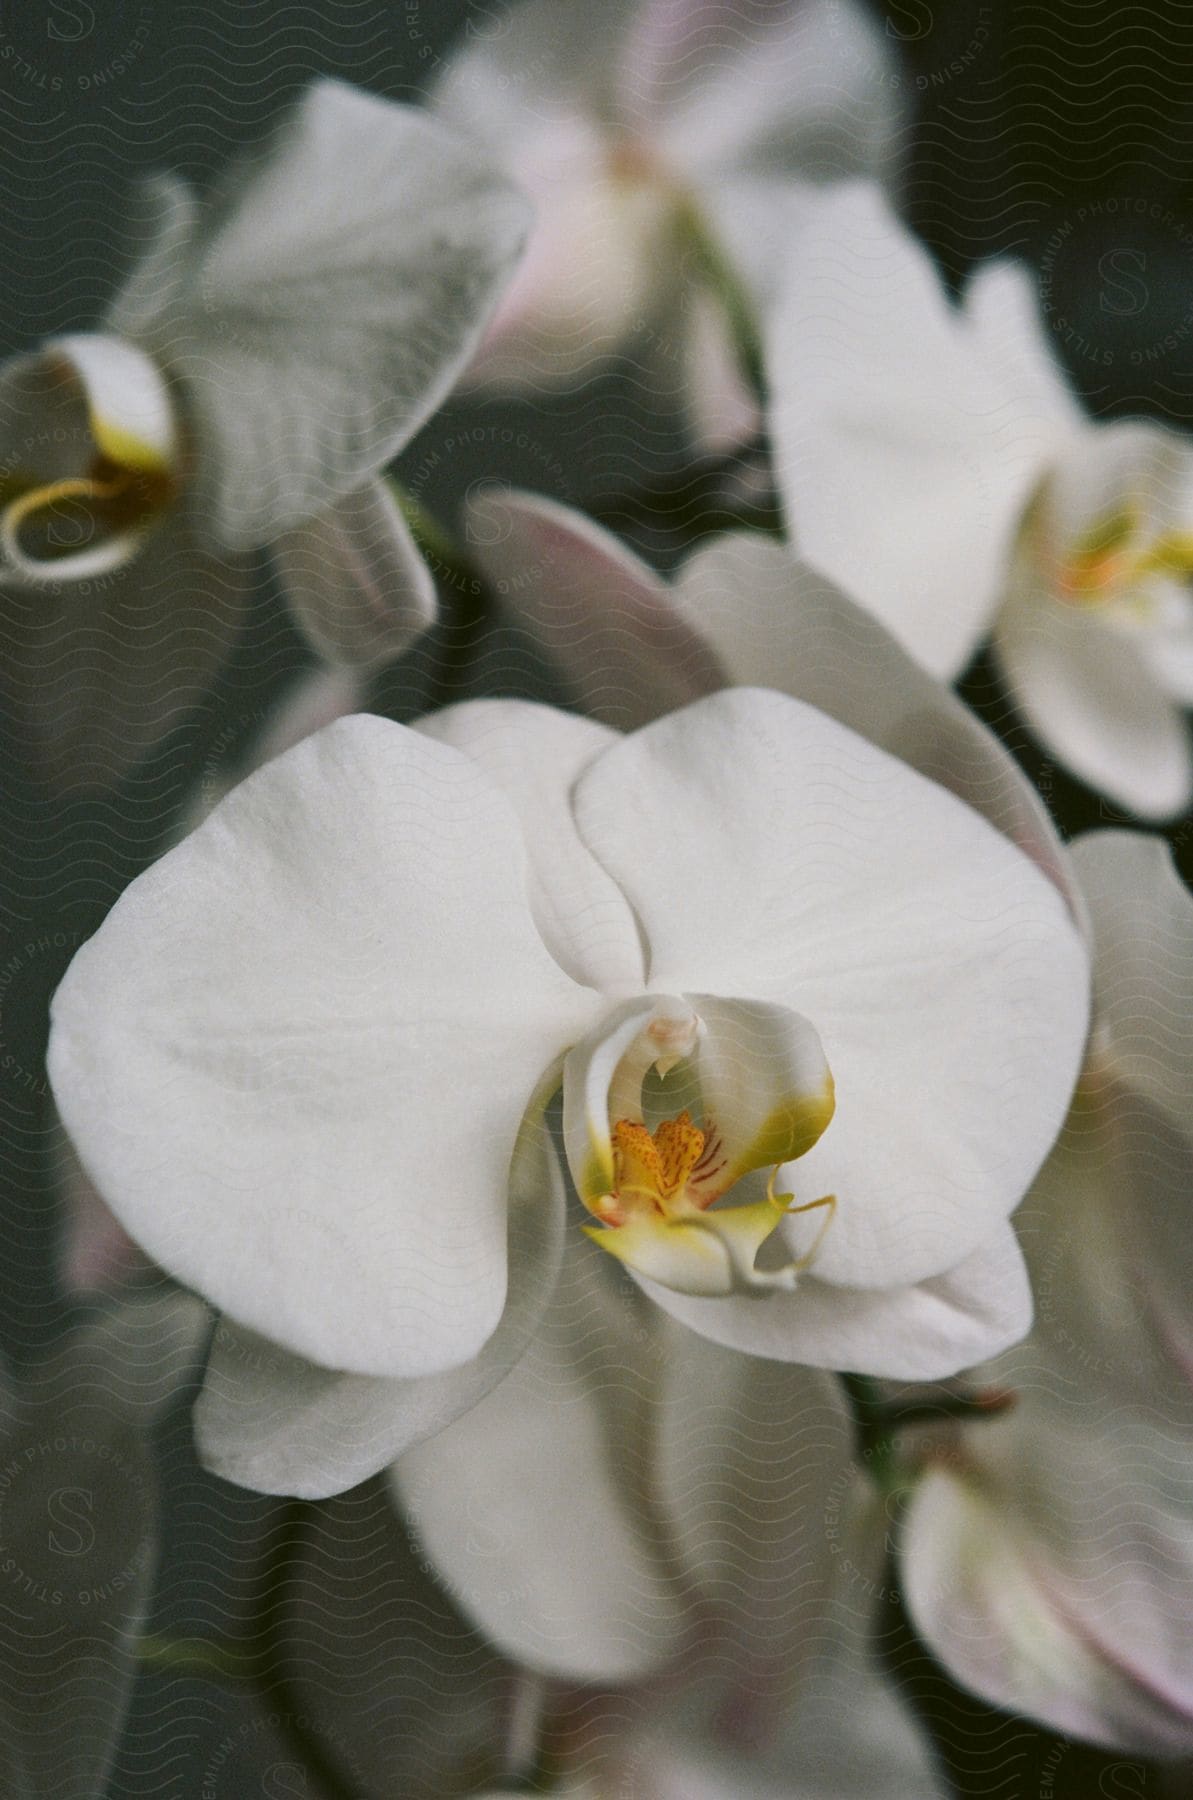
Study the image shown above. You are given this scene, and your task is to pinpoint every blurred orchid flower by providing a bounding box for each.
[274,1255,935,1781]
[475,1625,946,1800]
[0,78,529,786]
[274,1315,937,1793]
[900,831,1193,1756]
[393,1239,852,1684]
[50,681,1085,1502]
[432,0,903,448]
[455,1427,946,1794]
[768,181,1193,819]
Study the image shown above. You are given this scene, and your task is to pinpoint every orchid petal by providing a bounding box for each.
[103,171,200,343]
[194,1105,567,1498]
[1074,831,1193,1133]
[271,478,437,669]
[672,531,1080,913]
[562,994,668,1210]
[480,513,1078,918]
[768,183,1059,678]
[904,1402,1193,1756]
[49,714,597,1378]
[54,1111,151,1294]
[430,0,638,140]
[1006,1081,1193,1424]
[465,487,725,730]
[416,696,644,993]
[460,110,672,389]
[1006,834,1193,1415]
[686,991,835,1188]
[993,577,1193,820]
[1138,605,1193,704]
[639,0,905,186]
[1035,417,1193,555]
[680,285,763,455]
[44,333,177,473]
[391,1236,688,1681]
[572,688,1089,1294]
[656,1328,851,1710]
[159,80,531,546]
[640,1222,1031,1378]
[905,1466,1162,1751]
[963,258,1081,432]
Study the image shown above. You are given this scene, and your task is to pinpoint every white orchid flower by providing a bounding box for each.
[390,1230,851,1683]
[900,831,1193,1756]
[432,0,903,447]
[463,1451,947,1797]
[0,78,529,785]
[279,1262,934,1778]
[474,1642,946,1800]
[48,674,1086,1505]
[768,180,1193,820]
[474,1658,946,1800]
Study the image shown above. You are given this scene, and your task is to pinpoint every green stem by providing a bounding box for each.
[387,479,484,597]
[254,1500,365,1800]
[886,1389,1016,1432]
[671,190,767,403]
[840,1375,1014,1502]
[840,1372,909,1501]
[136,1633,259,1683]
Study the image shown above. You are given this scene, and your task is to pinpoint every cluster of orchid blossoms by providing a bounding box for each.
[8,1,1193,1795]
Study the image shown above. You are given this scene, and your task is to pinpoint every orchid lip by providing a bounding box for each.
[1043,498,1193,622]
[0,334,180,586]
[0,460,174,584]
[563,992,837,1300]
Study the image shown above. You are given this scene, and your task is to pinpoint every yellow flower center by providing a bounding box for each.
[604,1110,708,1220]
[1054,503,1193,615]
[606,134,666,190]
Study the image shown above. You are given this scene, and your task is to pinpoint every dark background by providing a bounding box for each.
[0,2,1189,1794]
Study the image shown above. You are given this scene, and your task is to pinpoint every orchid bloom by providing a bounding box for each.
[452,1442,947,1797]
[473,1629,946,1800]
[275,1253,935,1781]
[0,77,529,785]
[900,831,1193,1756]
[432,0,903,448]
[768,180,1193,819]
[469,1531,948,1800]
[394,1246,854,1683]
[49,679,1086,1509]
